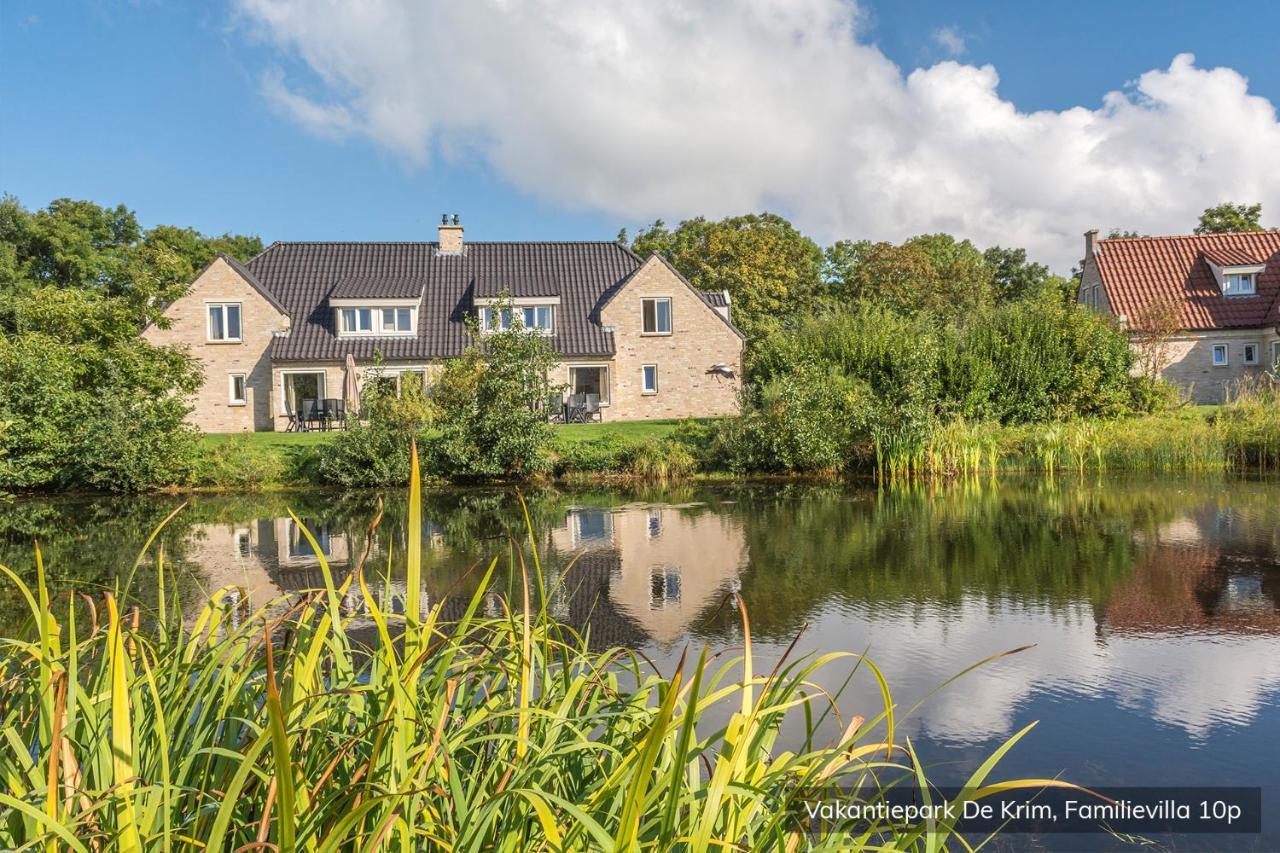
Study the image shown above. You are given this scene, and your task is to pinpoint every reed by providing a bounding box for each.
[0,443,1058,850]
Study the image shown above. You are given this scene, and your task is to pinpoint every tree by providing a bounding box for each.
[983,246,1050,302]
[0,196,263,491]
[1130,297,1184,382]
[824,234,994,317]
[1195,202,1265,234]
[629,213,824,340]
[428,305,561,478]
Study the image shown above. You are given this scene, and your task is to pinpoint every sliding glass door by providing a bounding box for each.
[283,372,327,415]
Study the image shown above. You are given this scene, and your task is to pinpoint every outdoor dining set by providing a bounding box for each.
[285,398,348,432]
[547,393,603,424]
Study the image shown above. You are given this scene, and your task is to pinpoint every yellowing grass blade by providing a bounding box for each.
[105,593,142,853]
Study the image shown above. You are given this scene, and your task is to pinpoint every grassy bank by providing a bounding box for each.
[0,450,1053,849]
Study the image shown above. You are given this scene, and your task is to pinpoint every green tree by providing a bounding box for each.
[823,234,994,317]
[1194,202,1266,234]
[427,306,561,478]
[629,213,823,339]
[0,197,262,491]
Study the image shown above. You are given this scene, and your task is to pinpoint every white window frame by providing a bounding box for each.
[364,366,429,397]
[641,297,673,335]
[206,301,243,343]
[641,364,658,395]
[1211,343,1229,367]
[1242,342,1260,366]
[280,370,328,416]
[479,303,555,335]
[334,303,417,337]
[1222,272,1257,297]
[568,364,610,405]
[228,373,248,406]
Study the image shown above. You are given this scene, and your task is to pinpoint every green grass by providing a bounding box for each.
[199,430,336,450]
[203,420,687,449]
[0,446,1060,849]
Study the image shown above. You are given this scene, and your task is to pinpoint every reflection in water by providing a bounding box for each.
[3,477,1280,848]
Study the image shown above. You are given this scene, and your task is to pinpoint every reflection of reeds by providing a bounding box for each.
[0,443,1057,849]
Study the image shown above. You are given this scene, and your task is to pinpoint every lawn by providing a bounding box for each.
[202,419,690,449]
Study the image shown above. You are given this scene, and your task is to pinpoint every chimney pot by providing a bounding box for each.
[438,213,464,255]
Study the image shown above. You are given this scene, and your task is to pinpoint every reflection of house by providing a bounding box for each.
[550,504,746,649]
[1106,511,1280,635]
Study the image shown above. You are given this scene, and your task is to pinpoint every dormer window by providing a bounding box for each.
[1222,272,1256,297]
[331,299,418,337]
[480,305,554,334]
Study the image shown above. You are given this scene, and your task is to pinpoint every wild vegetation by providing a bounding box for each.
[0,447,1059,849]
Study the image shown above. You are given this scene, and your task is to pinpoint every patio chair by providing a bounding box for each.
[283,394,303,432]
[566,393,586,423]
[583,393,602,423]
[301,398,321,432]
[545,395,566,423]
[327,398,346,429]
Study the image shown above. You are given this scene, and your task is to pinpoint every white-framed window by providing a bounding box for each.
[641,364,658,395]
[229,373,247,406]
[571,510,612,545]
[282,371,327,416]
[1222,272,1257,297]
[481,305,554,334]
[336,305,416,336]
[1211,343,1229,367]
[381,307,414,333]
[1273,341,1280,369]
[1242,343,1260,366]
[641,297,672,334]
[207,302,242,342]
[568,364,609,404]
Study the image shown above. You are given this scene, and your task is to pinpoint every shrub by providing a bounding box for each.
[620,437,698,480]
[192,435,286,489]
[553,433,626,475]
[316,370,433,487]
[426,310,560,478]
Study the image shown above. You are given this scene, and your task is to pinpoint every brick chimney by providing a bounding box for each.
[1084,228,1099,260]
[438,213,463,255]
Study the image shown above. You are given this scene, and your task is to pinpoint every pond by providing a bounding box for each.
[3,475,1279,850]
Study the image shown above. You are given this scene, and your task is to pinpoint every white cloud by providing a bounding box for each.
[234,0,1280,270]
[931,25,966,57]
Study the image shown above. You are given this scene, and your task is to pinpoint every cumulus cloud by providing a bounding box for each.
[931,25,966,57]
[234,0,1280,270]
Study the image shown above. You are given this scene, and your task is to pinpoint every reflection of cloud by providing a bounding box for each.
[775,598,1280,745]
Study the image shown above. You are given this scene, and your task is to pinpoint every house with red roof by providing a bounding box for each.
[1076,229,1280,403]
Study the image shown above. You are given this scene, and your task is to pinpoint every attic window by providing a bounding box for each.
[1222,272,1256,297]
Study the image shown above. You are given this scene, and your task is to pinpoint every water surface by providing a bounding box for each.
[3,476,1278,850]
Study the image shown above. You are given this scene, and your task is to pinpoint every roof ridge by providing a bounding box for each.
[266,239,633,246]
[1100,230,1280,243]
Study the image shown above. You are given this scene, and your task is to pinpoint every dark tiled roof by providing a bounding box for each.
[248,241,643,362]
[473,275,561,298]
[1095,232,1280,330]
[698,289,730,308]
[218,252,289,315]
[329,276,425,300]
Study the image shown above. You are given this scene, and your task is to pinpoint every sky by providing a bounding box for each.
[2,0,1280,272]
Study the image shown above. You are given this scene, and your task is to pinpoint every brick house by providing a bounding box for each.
[142,217,744,431]
[1076,229,1280,403]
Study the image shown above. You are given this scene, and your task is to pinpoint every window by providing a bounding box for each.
[1222,272,1257,296]
[1212,344,1229,367]
[234,529,252,559]
[641,364,658,395]
[340,308,373,334]
[207,303,242,342]
[282,371,327,416]
[481,307,515,332]
[1243,343,1260,365]
[572,510,612,544]
[642,297,672,334]
[1273,341,1280,369]
[229,373,247,406]
[647,509,662,538]
[568,365,609,403]
[399,369,427,395]
[520,305,554,333]
[287,518,331,560]
[381,307,414,333]
[649,567,682,609]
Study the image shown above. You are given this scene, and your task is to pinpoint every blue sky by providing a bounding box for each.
[2,1,1279,269]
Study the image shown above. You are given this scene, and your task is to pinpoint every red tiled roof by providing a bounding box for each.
[1095,231,1280,330]
[1200,245,1266,267]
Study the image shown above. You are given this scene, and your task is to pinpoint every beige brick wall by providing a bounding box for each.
[1160,329,1280,404]
[1076,255,1114,315]
[596,257,743,421]
[142,257,289,432]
